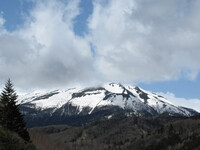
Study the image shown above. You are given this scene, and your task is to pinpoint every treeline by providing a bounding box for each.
[0,79,37,150]
[29,116,200,150]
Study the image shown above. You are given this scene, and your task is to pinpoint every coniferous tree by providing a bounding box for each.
[0,101,3,126]
[0,79,30,141]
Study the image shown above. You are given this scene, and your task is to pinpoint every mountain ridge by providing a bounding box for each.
[18,82,199,127]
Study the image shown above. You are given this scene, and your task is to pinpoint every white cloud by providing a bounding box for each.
[0,14,5,27]
[0,11,6,34]
[158,92,200,112]
[1,0,200,89]
[0,11,5,22]
[0,0,94,88]
[88,0,200,82]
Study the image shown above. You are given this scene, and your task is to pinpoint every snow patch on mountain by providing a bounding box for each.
[18,83,198,117]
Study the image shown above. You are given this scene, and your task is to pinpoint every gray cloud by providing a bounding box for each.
[89,0,200,82]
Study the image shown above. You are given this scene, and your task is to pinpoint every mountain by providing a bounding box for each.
[18,83,198,127]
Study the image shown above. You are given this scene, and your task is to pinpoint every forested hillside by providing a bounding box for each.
[29,116,200,150]
[0,126,36,150]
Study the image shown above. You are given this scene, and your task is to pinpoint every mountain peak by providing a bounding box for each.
[18,83,199,127]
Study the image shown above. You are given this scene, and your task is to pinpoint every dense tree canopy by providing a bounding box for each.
[0,79,30,141]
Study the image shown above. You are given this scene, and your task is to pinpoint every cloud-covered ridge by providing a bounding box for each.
[159,92,200,112]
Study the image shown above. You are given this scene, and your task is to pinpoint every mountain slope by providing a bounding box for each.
[0,127,37,150]
[29,116,200,150]
[18,83,198,127]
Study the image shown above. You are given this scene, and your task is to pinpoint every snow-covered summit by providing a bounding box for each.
[18,82,198,119]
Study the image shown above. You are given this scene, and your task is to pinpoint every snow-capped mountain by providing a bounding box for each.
[18,83,198,127]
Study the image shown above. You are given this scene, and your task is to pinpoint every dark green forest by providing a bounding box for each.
[0,80,37,150]
[29,116,200,150]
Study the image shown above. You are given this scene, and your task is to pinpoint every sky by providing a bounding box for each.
[0,0,200,111]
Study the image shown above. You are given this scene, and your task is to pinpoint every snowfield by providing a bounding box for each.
[18,83,198,117]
